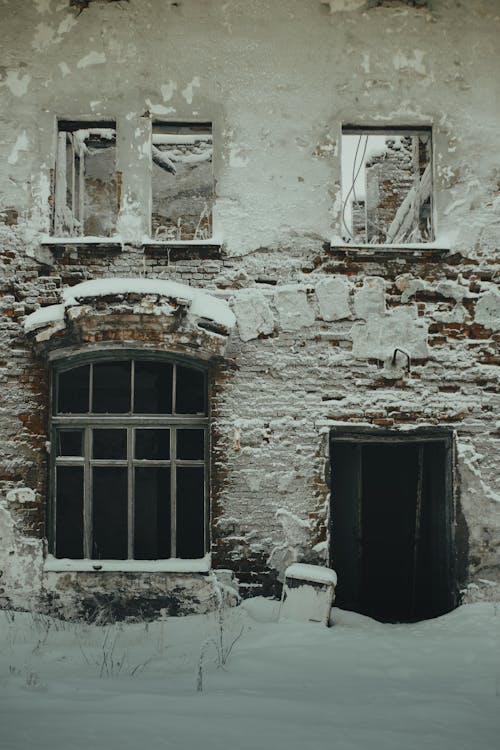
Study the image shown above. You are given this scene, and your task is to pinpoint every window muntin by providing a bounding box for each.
[341,126,433,245]
[151,122,213,241]
[52,356,208,561]
[54,121,117,238]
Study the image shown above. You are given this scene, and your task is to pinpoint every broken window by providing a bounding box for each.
[54,120,118,237]
[51,355,208,560]
[341,126,433,244]
[151,122,213,241]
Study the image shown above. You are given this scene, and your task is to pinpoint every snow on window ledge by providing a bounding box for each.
[41,234,223,248]
[329,238,450,252]
[44,553,211,574]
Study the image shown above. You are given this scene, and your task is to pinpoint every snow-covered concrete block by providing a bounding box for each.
[233,288,274,341]
[274,287,315,331]
[353,277,386,319]
[475,288,500,330]
[279,563,337,627]
[315,277,351,321]
[351,306,428,360]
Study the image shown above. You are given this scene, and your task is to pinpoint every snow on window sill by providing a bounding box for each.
[44,553,211,574]
[41,235,222,247]
[329,239,450,253]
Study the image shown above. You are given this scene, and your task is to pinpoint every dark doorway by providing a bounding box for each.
[330,430,455,622]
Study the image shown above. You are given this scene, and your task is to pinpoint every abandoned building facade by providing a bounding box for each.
[0,0,499,622]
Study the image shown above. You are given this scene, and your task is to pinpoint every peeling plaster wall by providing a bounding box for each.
[0,0,499,615]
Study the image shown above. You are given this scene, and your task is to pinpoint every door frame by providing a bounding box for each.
[328,426,457,620]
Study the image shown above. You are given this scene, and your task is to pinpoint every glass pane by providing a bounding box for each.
[175,366,206,414]
[93,361,131,413]
[93,429,127,460]
[57,365,89,414]
[134,361,173,414]
[55,466,84,558]
[57,430,83,457]
[135,429,170,460]
[134,467,171,559]
[92,467,128,559]
[177,429,204,460]
[176,466,205,558]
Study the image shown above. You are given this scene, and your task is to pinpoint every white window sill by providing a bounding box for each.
[41,235,222,248]
[44,553,211,573]
[329,239,450,252]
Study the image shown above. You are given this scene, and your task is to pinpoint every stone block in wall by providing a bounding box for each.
[351,306,428,360]
[233,288,274,342]
[274,287,315,331]
[353,276,386,319]
[475,288,500,330]
[315,277,351,321]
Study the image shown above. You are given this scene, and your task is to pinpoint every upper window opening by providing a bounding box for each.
[341,126,433,245]
[56,359,207,416]
[52,355,208,562]
[151,122,213,241]
[54,120,117,237]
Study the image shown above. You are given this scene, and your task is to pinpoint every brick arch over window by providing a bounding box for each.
[51,350,209,562]
[24,278,235,362]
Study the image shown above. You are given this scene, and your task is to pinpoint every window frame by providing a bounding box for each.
[49,351,210,564]
[340,124,434,246]
[150,120,214,242]
[53,119,118,239]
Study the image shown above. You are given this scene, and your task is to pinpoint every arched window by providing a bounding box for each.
[50,353,208,561]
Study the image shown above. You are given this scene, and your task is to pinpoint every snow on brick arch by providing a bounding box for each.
[24,277,236,335]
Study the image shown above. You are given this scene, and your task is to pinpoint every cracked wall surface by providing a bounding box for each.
[0,0,499,615]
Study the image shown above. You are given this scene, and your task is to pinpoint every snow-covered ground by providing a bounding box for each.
[0,599,499,750]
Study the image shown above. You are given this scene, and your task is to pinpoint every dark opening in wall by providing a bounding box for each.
[330,429,456,622]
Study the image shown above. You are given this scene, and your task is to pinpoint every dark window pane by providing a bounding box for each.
[134,361,173,414]
[93,429,127,460]
[57,430,83,457]
[92,467,128,559]
[135,429,170,460]
[176,366,206,414]
[176,466,205,558]
[57,365,89,414]
[55,466,84,558]
[134,468,171,559]
[177,429,204,460]
[93,361,131,413]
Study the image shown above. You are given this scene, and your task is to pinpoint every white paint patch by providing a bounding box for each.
[145,99,176,115]
[58,15,78,36]
[32,22,56,52]
[58,62,71,77]
[77,51,106,69]
[393,50,427,75]
[321,0,365,11]
[361,53,370,74]
[33,0,52,13]
[182,76,200,104]
[90,100,102,110]
[229,146,250,168]
[161,81,177,101]
[4,70,31,97]
[8,131,29,165]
